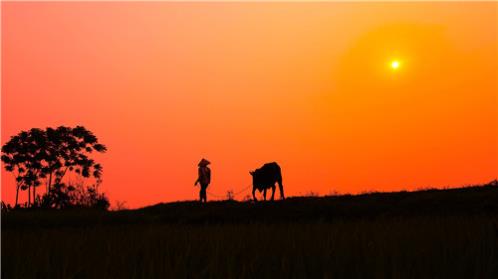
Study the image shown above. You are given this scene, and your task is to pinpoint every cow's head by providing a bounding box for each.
[249,171,257,187]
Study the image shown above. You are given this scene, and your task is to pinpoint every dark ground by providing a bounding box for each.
[3,181,498,278]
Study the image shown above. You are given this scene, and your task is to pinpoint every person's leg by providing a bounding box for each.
[201,184,207,203]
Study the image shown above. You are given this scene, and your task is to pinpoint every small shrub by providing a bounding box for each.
[40,182,109,210]
[113,201,128,211]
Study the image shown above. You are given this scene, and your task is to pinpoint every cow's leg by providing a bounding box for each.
[277,177,285,200]
[263,189,267,201]
[271,185,276,201]
[252,187,258,202]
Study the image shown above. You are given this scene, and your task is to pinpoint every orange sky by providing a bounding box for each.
[2,2,497,208]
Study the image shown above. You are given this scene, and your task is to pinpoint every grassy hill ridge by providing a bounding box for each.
[3,181,498,228]
[3,181,498,278]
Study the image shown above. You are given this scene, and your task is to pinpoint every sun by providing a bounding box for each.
[390,60,401,70]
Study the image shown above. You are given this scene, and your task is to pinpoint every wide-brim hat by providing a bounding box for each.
[198,158,211,166]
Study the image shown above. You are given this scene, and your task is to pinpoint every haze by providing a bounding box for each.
[2,2,497,208]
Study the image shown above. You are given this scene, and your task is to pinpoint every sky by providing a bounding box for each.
[2,2,497,208]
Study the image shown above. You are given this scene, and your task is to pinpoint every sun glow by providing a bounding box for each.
[391,60,401,70]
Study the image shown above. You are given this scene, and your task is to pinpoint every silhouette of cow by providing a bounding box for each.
[249,162,285,201]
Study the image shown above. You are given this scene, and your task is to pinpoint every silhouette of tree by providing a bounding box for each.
[1,126,107,208]
[1,128,45,207]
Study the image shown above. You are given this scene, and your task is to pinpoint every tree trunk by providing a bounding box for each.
[33,185,36,207]
[28,186,31,208]
[15,184,20,207]
[48,172,53,194]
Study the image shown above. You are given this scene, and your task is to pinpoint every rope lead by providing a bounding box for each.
[206,184,252,199]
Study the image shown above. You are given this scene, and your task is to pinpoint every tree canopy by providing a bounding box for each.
[1,126,107,208]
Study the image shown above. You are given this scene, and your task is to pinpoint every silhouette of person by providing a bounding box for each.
[194,158,211,203]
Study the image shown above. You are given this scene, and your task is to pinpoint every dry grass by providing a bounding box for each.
[3,183,498,278]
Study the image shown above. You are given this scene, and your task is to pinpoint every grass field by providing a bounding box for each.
[3,182,498,278]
